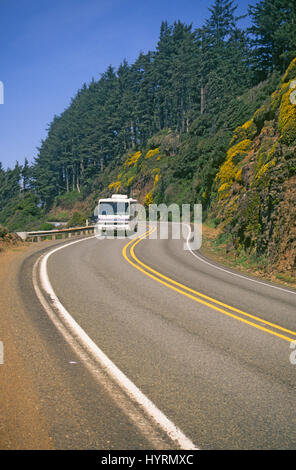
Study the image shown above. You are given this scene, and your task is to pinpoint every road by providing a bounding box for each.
[3,224,296,449]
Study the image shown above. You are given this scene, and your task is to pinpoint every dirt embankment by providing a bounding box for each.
[202,223,296,290]
[0,232,24,253]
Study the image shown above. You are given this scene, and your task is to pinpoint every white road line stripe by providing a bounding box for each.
[185,224,296,296]
[32,236,198,450]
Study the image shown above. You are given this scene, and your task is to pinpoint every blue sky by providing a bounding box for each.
[0,0,255,169]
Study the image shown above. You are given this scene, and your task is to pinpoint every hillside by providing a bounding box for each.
[212,58,296,274]
[78,58,295,278]
[40,73,278,224]
[88,75,279,209]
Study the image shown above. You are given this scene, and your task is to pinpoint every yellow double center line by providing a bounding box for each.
[122,227,296,343]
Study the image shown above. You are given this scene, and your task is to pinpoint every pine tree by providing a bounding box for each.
[195,0,251,120]
[21,158,32,193]
[249,0,296,77]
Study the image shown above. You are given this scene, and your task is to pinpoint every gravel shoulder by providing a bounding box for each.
[0,243,54,449]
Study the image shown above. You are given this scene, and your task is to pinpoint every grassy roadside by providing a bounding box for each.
[201,221,296,290]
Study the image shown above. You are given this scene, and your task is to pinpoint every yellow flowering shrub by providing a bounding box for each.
[145,148,160,159]
[235,168,242,182]
[278,86,296,144]
[217,182,231,201]
[127,176,135,187]
[151,168,161,188]
[218,182,231,192]
[270,82,290,114]
[144,191,153,207]
[267,143,278,159]
[282,57,296,83]
[124,151,142,168]
[255,159,276,181]
[216,140,251,199]
[109,181,121,192]
[227,139,252,162]
[230,119,257,146]
[216,158,237,186]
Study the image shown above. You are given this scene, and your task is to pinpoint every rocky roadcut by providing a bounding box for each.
[213,58,296,275]
[0,228,23,252]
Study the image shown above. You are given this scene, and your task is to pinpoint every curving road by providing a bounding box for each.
[16,224,296,449]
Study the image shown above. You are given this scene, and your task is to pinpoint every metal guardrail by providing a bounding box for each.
[16,225,96,242]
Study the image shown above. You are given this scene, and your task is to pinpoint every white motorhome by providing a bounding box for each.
[95,194,138,236]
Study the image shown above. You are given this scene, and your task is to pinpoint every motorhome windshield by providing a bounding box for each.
[99,202,129,216]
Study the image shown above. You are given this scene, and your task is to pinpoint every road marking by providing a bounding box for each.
[131,228,296,337]
[185,223,296,296]
[123,228,296,343]
[33,234,197,450]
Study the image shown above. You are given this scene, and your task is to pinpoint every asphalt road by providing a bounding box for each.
[12,225,296,448]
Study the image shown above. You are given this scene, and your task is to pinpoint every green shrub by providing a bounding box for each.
[0,225,8,238]
[37,222,55,231]
[66,212,85,228]
[0,193,43,231]
[54,191,82,209]
[47,211,69,222]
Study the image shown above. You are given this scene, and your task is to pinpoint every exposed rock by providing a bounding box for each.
[0,231,23,252]
[212,58,296,274]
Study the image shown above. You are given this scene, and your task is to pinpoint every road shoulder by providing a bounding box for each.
[0,243,55,449]
[201,223,296,290]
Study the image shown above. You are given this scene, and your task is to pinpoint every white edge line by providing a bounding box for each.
[184,223,296,297]
[33,236,198,451]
